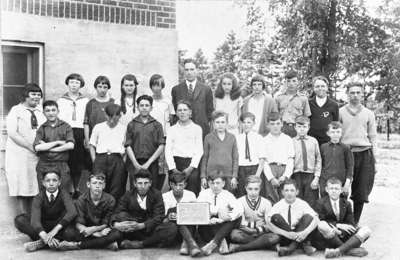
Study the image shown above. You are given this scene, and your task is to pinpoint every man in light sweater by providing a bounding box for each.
[339,83,377,224]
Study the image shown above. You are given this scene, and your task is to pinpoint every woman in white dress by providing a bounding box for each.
[214,73,243,135]
[5,83,46,214]
[116,74,139,125]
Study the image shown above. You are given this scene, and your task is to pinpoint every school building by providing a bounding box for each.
[0,0,178,226]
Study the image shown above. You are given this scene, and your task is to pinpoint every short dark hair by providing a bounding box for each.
[169,172,186,185]
[282,179,298,190]
[345,82,363,92]
[65,73,85,87]
[312,75,329,87]
[104,104,121,117]
[285,70,298,79]
[183,58,197,67]
[207,170,226,182]
[149,74,165,89]
[134,169,152,181]
[211,110,228,121]
[41,166,61,179]
[240,112,256,123]
[250,75,266,90]
[88,173,106,182]
[136,95,153,106]
[176,99,192,110]
[94,75,111,89]
[42,100,58,110]
[21,83,42,101]
[326,177,342,186]
[267,112,281,122]
[327,121,342,131]
[295,115,310,125]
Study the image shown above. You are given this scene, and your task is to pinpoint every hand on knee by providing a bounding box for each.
[317,221,335,239]
[356,226,371,242]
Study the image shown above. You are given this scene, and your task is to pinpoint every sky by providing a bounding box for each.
[176,0,382,60]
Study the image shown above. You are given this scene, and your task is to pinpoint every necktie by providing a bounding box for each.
[288,205,292,229]
[50,193,55,202]
[188,83,194,99]
[334,201,340,220]
[300,137,308,171]
[27,109,38,129]
[245,133,251,161]
[72,101,77,121]
[214,194,217,206]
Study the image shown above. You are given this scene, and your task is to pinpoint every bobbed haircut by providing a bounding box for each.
[149,74,165,89]
[21,83,42,101]
[250,75,266,90]
[94,75,111,89]
[65,73,85,87]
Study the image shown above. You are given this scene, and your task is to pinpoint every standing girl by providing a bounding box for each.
[5,83,46,214]
[116,74,139,125]
[214,73,242,135]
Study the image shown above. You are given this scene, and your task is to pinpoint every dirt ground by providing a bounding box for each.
[0,134,399,260]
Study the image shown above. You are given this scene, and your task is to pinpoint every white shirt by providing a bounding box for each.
[151,96,175,136]
[165,121,203,170]
[330,199,340,218]
[137,194,147,210]
[316,96,327,107]
[115,97,139,126]
[236,131,265,166]
[186,79,197,92]
[197,189,243,221]
[248,96,265,132]
[215,96,243,131]
[89,122,126,154]
[46,190,59,202]
[162,190,197,215]
[268,198,317,230]
[263,133,295,180]
[57,93,89,128]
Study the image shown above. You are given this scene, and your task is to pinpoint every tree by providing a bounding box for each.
[212,31,242,75]
[193,48,210,83]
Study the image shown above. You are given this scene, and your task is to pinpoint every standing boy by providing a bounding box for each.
[320,122,354,197]
[162,173,200,257]
[339,83,377,224]
[14,169,78,252]
[308,76,339,145]
[276,70,311,137]
[34,100,75,192]
[236,112,266,197]
[228,175,280,254]
[165,100,203,195]
[58,73,89,198]
[55,173,120,251]
[197,172,243,256]
[201,111,239,194]
[314,178,371,258]
[111,169,177,249]
[89,104,127,200]
[268,179,319,257]
[292,116,321,208]
[263,112,295,204]
[125,95,165,191]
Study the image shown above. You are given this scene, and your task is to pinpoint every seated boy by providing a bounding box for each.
[313,177,371,258]
[197,171,243,256]
[110,169,177,249]
[34,100,75,192]
[14,169,78,252]
[89,103,127,200]
[228,175,280,254]
[162,172,200,257]
[267,179,318,257]
[55,173,120,250]
[263,112,295,204]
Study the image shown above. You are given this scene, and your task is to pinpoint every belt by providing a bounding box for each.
[269,162,286,167]
[96,152,122,156]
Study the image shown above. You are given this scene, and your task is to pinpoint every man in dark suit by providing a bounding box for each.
[172,58,214,138]
[313,177,371,258]
[111,169,177,249]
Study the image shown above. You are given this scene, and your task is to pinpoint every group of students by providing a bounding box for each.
[5,58,377,257]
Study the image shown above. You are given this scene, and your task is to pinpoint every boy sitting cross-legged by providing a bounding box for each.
[313,177,371,258]
[14,169,78,252]
[227,175,280,254]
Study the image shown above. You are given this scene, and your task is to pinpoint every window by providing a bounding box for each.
[2,41,44,116]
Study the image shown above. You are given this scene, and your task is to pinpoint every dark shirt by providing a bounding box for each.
[110,188,164,233]
[84,98,115,136]
[31,189,77,234]
[125,115,165,160]
[34,119,75,162]
[308,97,339,145]
[315,196,355,226]
[75,191,116,226]
[320,142,354,183]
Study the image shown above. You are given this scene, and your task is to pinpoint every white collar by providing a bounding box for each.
[316,96,327,106]
[46,190,59,201]
[186,79,197,87]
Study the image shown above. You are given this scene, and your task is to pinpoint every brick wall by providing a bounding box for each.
[2,0,176,29]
